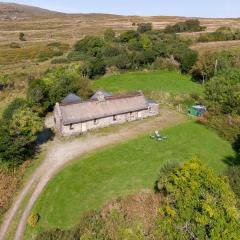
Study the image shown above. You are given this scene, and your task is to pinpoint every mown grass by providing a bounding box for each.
[93,71,203,95]
[25,122,235,237]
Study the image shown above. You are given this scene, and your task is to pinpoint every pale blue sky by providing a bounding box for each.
[1,0,240,18]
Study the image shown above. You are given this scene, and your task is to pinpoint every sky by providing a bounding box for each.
[1,0,240,18]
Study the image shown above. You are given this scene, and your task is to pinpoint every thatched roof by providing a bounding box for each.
[59,92,148,125]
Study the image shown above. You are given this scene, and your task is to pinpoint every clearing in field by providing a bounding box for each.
[25,121,235,237]
[93,71,203,95]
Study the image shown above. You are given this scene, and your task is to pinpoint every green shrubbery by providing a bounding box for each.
[68,26,198,78]
[225,165,240,199]
[27,65,92,114]
[0,105,43,167]
[164,19,206,33]
[155,159,240,240]
[205,69,240,115]
[198,27,240,42]
[27,213,40,227]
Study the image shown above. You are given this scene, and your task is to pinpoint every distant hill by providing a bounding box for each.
[0,2,64,20]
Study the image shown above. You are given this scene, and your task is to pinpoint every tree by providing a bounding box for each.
[155,159,240,240]
[137,23,153,33]
[0,106,43,167]
[82,58,106,79]
[27,66,92,113]
[174,46,198,73]
[104,28,115,42]
[74,36,104,57]
[164,19,205,33]
[205,68,240,114]
[19,32,26,41]
[9,106,43,139]
[119,30,139,43]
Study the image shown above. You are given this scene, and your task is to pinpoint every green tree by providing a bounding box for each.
[119,30,139,43]
[27,66,92,113]
[82,58,106,79]
[205,69,240,114]
[0,106,43,167]
[19,32,26,41]
[155,159,240,240]
[104,28,116,42]
[9,106,43,139]
[137,23,153,33]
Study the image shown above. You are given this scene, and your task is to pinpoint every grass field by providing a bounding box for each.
[94,71,203,95]
[25,122,235,237]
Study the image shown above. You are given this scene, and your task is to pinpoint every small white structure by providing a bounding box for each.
[54,91,159,136]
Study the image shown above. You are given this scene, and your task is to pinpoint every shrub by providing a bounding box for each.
[0,106,43,167]
[155,159,240,240]
[151,57,179,71]
[74,36,104,57]
[51,56,70,64]
[19,32,26,41]
[198,113,240,144]
[0,74,14,90]
[104,28,116,42]
[9,42,20,48]
[164,19,206,33]
[27,66,92,113]
[137,23,153,33]
[47,42,62,47]
[174,46,198,73]
[119,30,139,43]
[27,213,40,227]
[205,69,240,115]
[82,58,106,79]
[225,166,240,198]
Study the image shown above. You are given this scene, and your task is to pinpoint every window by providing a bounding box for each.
[113,115,117,121]
[70,124,74,130]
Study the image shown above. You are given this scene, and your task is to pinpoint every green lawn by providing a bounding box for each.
[26,122,235,237]
[93,71,203,95]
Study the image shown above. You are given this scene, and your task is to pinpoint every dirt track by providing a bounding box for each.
[0,108,187,240]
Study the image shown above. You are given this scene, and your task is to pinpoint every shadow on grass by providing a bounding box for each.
[223,134,240,166]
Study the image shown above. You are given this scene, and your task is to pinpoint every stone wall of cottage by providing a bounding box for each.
[59,103,159,136]
[54,103,63,133]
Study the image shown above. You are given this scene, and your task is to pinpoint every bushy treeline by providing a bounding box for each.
[191,47,240,82]
[35,159,240,240]
[27,65,92,114]
[0,65,92,167]
[198,27,240,43]
[164,19,206,33]
[67,24,198,78]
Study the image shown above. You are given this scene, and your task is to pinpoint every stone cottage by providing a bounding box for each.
[54,90,159,136]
